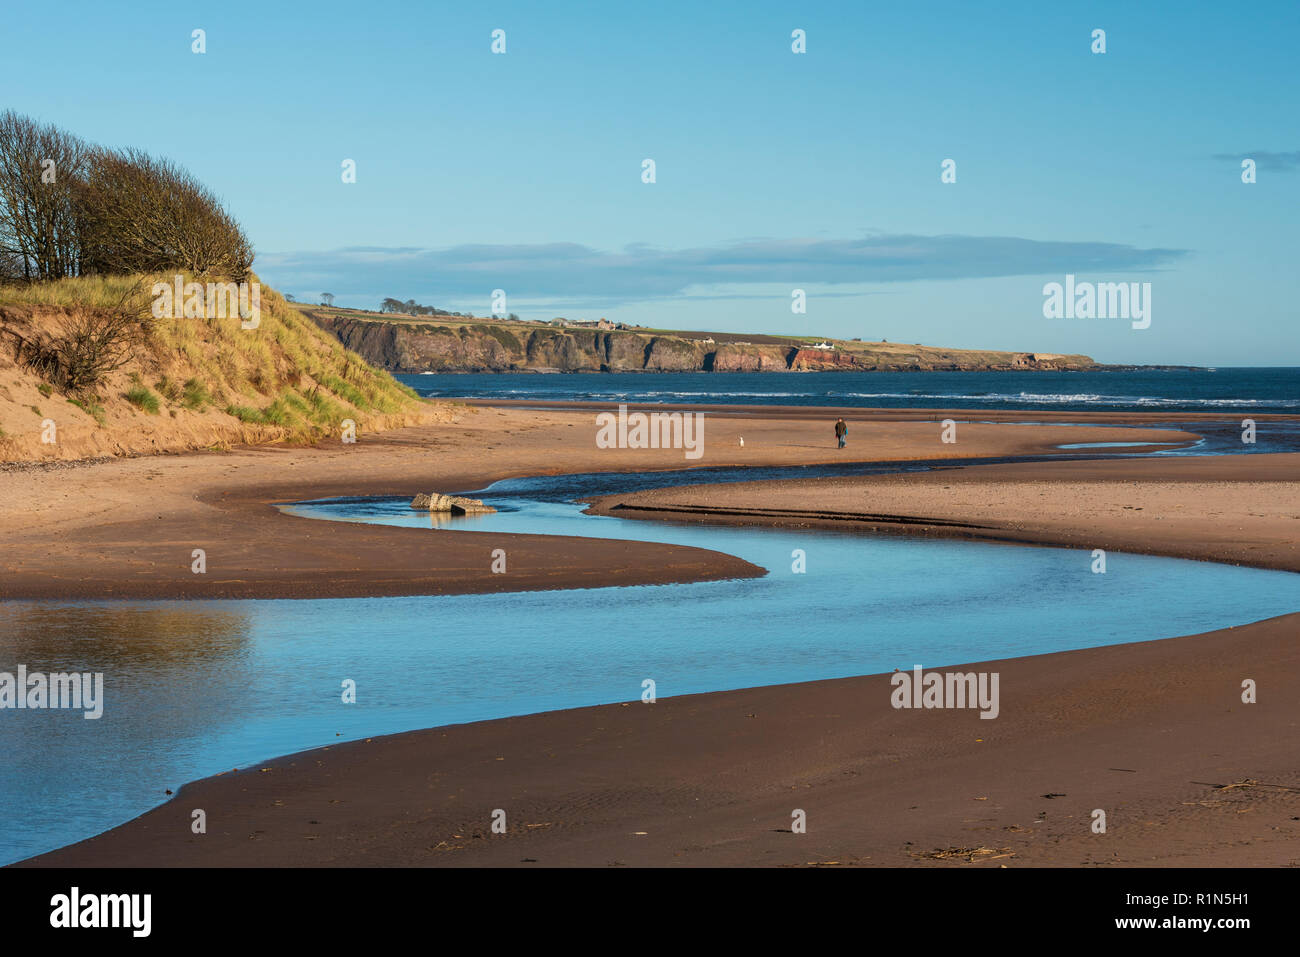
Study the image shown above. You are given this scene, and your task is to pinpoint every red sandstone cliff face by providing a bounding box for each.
[710,344,792,372]
[788,348,863,371]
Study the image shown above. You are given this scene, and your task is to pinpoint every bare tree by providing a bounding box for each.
[0,111,89,280]
[0,248,25,281]
[76,147,253,278]
[320,293,335,307]
[1,113,255,282]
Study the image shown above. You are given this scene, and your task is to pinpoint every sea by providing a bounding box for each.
[396,367,1299,415]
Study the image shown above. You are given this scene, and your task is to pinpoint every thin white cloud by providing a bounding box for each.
[258,233,1188,307]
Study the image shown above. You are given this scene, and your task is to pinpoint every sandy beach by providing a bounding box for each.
[7,401,1299,867]
[0,403,1200,600]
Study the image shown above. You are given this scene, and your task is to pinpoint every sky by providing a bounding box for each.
[2,0,1297,365]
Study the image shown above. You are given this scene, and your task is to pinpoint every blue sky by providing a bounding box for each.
[3,0,1296,365]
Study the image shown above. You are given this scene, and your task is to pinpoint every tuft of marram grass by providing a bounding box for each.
[181,377,210,410]
[125,384,160,414]
[67,395,106,426]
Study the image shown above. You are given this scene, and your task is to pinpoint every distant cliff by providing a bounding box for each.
[303,310,1099,374]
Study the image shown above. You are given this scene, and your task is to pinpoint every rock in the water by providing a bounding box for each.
[410,492,456,511]
[410,492,495,514]
[449,496,495,514]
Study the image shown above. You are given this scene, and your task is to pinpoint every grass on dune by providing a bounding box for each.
[125,384,160,414]
[66,394,106,426]
[0,273,150,312]
[1,272,426,443]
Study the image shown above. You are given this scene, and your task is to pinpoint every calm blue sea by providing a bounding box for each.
[396,368,1300,414]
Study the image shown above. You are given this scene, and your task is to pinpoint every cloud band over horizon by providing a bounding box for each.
[257,233,1188,310]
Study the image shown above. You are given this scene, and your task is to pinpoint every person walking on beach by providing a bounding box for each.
[834,417,847,449]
